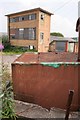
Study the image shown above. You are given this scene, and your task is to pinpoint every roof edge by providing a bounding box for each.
[5,7,53,16]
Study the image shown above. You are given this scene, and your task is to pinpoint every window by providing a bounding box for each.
[28,15,32,20]
[10,28,36,40]
[10,14,36,22]
[28,14,36,20]
[41,13,44,20]
[10,28,19,39]
[15,17,19,22]
[29,45,34,50]
[56,42,66,52]
[28,28,36,40]
[24,28,36,40]
[40,32,44,39]
[10,18,15,22]
[10,17,19,22]
[19,28,24,39]
[10,29,16,39]
[19,16,24,21]
[40,32,44,43]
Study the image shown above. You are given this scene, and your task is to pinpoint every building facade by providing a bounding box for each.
[6,8,53,52]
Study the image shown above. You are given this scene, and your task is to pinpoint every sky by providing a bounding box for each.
[0,0,79,37]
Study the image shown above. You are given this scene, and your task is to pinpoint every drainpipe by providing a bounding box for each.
[76,17,80,62]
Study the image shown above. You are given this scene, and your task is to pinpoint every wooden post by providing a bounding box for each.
[78,31,80,62]
[76,17,80,61]
[65,90,74,120]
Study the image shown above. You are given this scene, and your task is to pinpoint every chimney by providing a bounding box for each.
[76,17,80,62]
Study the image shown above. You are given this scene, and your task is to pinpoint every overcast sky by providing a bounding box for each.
[0,0,79,37]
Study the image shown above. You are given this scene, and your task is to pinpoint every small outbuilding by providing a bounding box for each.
[49,36,78,53]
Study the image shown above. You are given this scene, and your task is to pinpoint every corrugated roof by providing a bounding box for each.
[13,52,78,64]
[5,7,53,16]
[50,36,77,43]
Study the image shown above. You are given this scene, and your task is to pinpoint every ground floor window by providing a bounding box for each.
[29,45,35,50]
[10,27,36,40]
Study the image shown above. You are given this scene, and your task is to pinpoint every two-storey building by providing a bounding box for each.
[6,8,53,52]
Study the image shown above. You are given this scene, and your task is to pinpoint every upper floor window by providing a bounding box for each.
[41,13,45,20]
[10,18,15,22]
[10,17,19,22]
[19,16,25,21]
[28,14,36,20]
[10,13,36,23]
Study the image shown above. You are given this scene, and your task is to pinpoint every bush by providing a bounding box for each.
[2,35,11,50]
[2,35,37,53]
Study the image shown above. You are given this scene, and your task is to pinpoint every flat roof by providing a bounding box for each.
[13,52,78,64]
[5,7,53,16]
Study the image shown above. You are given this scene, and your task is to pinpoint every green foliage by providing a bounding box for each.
[1,82,17,119]
[2,35,11,50]
[50,32,64,37]
[2,35,37,54]
[0,64,17,119]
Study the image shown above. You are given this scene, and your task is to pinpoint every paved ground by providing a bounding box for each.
[15,100,78,119]
[2,54,20,73]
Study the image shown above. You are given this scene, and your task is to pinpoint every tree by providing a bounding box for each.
[50,32,64,37]
[2,35,11,50]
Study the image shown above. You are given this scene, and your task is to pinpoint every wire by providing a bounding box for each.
[54,0,76,12]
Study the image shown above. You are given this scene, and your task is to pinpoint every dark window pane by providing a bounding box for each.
[10,18,15,22]
[28,14,36,20]
[41,14,44,20]
[56,42,66,52]
[24,28,29,39]
[15,17,19,22]
[19,16,24,21]
[19,28,24,39]
[24,15,28,20]
[31,14,36,20]
[15,29,19,39]
[28,28,36,40]
[24,28,36,40]
[40,32,44,40]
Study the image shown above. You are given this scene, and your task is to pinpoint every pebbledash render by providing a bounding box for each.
[6,8,53,52]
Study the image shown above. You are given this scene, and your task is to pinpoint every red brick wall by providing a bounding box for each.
[12,64,79,111]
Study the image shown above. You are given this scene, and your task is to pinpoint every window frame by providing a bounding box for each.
[10,14,36,23]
